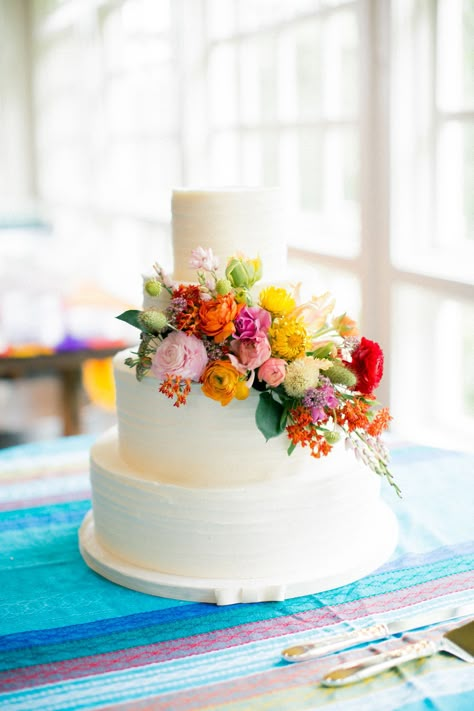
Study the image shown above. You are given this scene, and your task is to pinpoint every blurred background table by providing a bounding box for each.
[0,438,473,710]
[0,344,125,437]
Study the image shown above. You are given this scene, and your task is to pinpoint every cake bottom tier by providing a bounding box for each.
[79,429,398,605]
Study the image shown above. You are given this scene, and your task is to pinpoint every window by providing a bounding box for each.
[2,0,473,450]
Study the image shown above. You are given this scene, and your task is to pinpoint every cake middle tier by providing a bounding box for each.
[115,348,320,487]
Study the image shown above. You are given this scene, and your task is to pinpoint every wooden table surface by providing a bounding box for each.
[0,346,124,436]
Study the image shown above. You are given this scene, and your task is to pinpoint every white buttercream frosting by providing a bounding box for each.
[115,349,312,486]
[171,188,287,282]
[90,428,391,582]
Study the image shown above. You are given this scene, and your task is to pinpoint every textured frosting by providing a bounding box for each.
[115,349,315,486]
[171,188,287,282]
[90,428,391,582]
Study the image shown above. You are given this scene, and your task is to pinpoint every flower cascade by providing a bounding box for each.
[118,247,399,494]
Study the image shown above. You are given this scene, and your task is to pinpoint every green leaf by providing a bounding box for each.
[287,441,296,456]
[309,343,334,359]
[116,310,145,331]
[256,392,286,441]
[279,405,289,431]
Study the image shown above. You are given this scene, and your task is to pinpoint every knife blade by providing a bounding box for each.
[321,618,474,686]
[281,600,474,663]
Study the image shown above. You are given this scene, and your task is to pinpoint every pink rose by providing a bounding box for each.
[234,306,271,340]
[257,357,286,387]
[231,335,271,370]
[151,331,208,381]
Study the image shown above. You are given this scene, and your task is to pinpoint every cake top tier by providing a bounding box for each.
[171,188,287,282]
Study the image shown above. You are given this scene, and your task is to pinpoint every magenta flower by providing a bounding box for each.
[234,305,271,340]
[302,378,338,423]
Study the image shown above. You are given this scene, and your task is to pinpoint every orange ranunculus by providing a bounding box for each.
[199,294,241,343]
[201,360,243,406]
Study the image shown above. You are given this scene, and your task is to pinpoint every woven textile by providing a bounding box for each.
[0,437,473,710]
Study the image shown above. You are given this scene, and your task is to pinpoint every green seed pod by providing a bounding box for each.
[139,309,168,334]
[144,278,162,297]
[324,430,341,445]
[325,363,357,387]
[215,278,233,295]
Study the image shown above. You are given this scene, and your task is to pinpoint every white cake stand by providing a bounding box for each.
[79,507,398,605]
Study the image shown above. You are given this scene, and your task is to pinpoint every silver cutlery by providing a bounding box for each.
[281,600,474,662]
[321,618,474,686]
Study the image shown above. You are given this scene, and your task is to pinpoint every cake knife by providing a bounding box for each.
[281,600,474,663]
[321,618,474,686]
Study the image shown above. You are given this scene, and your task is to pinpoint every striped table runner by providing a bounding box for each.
[0,437,473,710]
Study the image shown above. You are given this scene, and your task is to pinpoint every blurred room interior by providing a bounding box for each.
[0,0,473,450]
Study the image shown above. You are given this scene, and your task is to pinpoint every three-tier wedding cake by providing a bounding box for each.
[79,188,398,605]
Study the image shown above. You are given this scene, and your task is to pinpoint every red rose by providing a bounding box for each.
[346,337,384,395]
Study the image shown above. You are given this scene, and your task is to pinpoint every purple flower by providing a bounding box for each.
[234,306,271,340]
[302,378,338,423]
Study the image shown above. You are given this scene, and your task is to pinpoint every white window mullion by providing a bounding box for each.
[358,0,392,407]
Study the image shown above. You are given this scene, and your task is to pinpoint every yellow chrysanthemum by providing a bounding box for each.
[259,287,296,317]
[269,316,311,361]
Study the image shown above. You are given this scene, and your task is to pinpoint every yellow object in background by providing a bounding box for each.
[82,358,116,412]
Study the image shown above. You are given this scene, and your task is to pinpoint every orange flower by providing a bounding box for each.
[367,407,392,437]
[201,360,247,406]
[335,398,371,432]
[159,375,191,407]
[333,313,359,337]
[286,407,333,458]
[199,294,241,343]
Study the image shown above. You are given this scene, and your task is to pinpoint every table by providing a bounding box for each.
[0,438,473,710]
[0,346,123,436]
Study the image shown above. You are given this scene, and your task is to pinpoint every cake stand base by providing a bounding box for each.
[79,509,398,605]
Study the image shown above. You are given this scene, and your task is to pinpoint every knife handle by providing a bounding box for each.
[281,623,389,662]
[321,638,438,686]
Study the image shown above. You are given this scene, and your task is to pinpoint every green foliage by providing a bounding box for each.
[116,310,146,331]
[256,391,287,441]
[309,343,334,359]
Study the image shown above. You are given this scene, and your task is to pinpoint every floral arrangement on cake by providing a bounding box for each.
[118,247,399,494]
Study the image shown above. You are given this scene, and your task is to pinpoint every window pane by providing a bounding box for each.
[294,19,323,119]
[437,121,474,244]
[206,0,236,40]
[210,131,239,183]
[323,9,358,118]
[288,256,361,321]
[239,37,278,124]
[208,44,237,127]
[294,126,359,254]
[237,0,314,32]
[437,0,474,111]
[391,284,474,451]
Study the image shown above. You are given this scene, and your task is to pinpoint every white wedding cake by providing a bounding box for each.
[79,188,398,605]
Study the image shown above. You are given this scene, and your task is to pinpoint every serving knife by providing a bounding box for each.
[281,600,474,663]
[321,618,474,686]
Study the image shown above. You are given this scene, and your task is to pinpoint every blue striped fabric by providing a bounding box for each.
[0,439,473,710]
